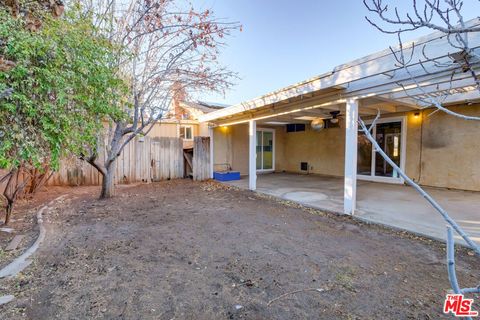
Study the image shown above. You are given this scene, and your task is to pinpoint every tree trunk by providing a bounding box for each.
[4,201,13,225]
[2,168,23,225]
[100,162,115,199]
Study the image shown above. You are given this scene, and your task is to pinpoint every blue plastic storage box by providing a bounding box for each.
[214,171,240,181]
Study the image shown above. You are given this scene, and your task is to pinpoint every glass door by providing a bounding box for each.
[357,118,405,182]
[374,122,402,178]
[256,129,275,171]
[357,131,373,176]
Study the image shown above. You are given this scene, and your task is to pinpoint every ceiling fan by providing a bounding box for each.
[328,111,342,124]
[310,111,343,131]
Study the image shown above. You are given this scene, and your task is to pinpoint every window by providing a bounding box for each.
[286,123,306,133]
[179,125,193,140]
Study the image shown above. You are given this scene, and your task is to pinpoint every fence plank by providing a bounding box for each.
[193,137,210,181]
[48,136,184,186]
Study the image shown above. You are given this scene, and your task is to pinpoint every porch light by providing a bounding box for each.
[414,112,420,119]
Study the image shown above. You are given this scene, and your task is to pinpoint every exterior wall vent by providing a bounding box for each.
[300,162,308,171]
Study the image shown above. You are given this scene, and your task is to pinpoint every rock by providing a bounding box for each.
[0,227,14,234]
[5,235,25,251]
[0,295,15,306]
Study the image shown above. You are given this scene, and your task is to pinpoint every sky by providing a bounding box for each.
[191,0,480,106]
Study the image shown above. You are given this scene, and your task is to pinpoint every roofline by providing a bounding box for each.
[156,119,199,125]
[200,18,480,123]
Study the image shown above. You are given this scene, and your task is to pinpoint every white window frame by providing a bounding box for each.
[256,127,275,173]
[357,116,407,184]
[179,125,193,141]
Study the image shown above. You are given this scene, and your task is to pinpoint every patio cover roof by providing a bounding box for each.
[200,18,480,125]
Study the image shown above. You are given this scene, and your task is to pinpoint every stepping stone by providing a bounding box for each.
[5,235,25,251]
[0,295,14,306]
[0,227,14,234]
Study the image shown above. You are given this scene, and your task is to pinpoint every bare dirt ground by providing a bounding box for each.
[0,179,479,319]
[0,186,95,270]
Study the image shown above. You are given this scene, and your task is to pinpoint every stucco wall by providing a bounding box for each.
[147,121,200,149]
[213,124,285,175]
[147,122,178,138]
[231,124,249,174]
[212,103,480,191]
[404,104,480,191]
[147,122,199,138]
[213,126,232,171]
[212,123,346,177]
[278,125,345,175]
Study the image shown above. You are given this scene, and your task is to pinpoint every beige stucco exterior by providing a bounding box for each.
[145,101,220,148]
[212,103,480,192]
[147,120,200,149]
[405,104,480,191]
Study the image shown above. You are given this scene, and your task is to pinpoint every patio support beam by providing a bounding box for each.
[248,119,257,190]
[344,98,358,215]
[209,126,214,179]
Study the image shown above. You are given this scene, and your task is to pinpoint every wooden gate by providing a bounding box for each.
[192,136,210,181]
[151,137,184,181]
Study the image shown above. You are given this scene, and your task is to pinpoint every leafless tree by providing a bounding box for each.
[364,0,480,119]
[364,0,480,307]
[81,0,240,198]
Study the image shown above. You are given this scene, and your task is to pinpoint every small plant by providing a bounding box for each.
[335,266,357,292]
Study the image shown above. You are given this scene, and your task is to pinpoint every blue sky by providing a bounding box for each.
[192,0,480,106]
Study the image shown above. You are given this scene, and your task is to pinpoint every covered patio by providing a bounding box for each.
[224,173,480,246]
[200,21,480,247]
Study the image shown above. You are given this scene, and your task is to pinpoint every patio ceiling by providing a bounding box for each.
[254,97,413,126]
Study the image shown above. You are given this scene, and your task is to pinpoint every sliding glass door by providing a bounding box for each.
[256,129,275,172]
[357,117,406,183]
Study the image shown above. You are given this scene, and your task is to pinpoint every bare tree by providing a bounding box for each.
[364,0,480,307]
[364,0,480,118]
[83,0,240,198]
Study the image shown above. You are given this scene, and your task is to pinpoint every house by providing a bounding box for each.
[201,19,480,244]
[147,100,224,149]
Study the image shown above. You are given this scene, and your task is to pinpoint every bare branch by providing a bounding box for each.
[358,117,480,254]
[83,0,240,198]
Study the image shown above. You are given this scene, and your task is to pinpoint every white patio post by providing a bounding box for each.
[248,119,257,190]
[209,126,214,179]
[344,98,359,215]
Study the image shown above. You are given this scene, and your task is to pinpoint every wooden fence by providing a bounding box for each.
[48,136,185,186]
[0,135,212,189]
[193,136,210,181]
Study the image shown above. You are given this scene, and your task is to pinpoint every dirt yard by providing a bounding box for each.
[0,180,479,319]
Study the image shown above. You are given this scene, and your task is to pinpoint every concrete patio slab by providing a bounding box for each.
[223,173,480,246]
